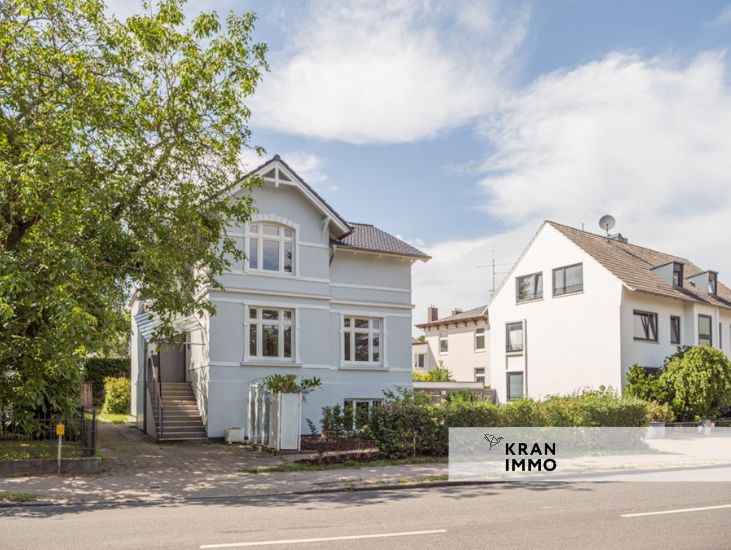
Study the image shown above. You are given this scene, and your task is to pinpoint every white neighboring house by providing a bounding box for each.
[412,338,428,372]
[130,155,430,440]
[489,221,731,403]
[414,306,489,383]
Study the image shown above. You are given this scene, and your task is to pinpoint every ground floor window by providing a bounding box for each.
[344,399,381,430]
[698,314,712,347]
[507,372,524,401]
[248,307,293,360]
[414,352,426,369]
[670,315,681,345]
[474,367,485,385]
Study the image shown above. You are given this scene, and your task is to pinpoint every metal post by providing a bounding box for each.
[57,435,62,474]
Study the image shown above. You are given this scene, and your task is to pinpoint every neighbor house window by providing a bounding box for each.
[516,272,543,302]
[670,315,681,345]
[633,311,658,342]
[506,321,524,353]
[343,317,382,363]
[708,273,718,295]
[474,367,485,385]
[247,223,294,274]
[439,334,449,354]
[344,399,381,430]
[553,263,583,296]
[414,353,426,369]
[474,327,486,351]
[507,372,524,401]
[248,307,293,360]
[672,263,684,288]
[698,314,712,346]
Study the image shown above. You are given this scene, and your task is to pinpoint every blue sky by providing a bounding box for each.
[109,1,731,326]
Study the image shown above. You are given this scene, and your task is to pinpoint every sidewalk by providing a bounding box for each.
[0,422,447,505]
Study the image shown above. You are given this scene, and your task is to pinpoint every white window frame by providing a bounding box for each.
[415,352,426,369]
[474,367,485,385]
[246,306,295,361]
[342,316,383,365]
[439,333,449,355]
[507,371,524,401]
[245,222,295,275]
[506,321,524,354]
[474,327,486,352]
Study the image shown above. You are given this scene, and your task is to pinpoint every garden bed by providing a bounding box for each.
[300,435,375,453]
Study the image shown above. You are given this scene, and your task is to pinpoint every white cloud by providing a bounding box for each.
[281,151,336,192]
[414,52,731,332]
[251,0,528,143]
[707,4,731,27]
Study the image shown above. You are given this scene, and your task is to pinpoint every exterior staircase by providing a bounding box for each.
[157,382,207,442]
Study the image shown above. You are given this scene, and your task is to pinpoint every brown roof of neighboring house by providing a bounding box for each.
[548,221,731,310]
[415,304,488,329]
[335,223,431,260]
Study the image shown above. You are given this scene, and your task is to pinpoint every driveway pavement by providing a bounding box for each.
[0,422,447,505]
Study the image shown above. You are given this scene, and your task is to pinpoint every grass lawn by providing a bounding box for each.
[241,455,447,474]
[0,440,87,460]
[98,413,131,424]
[0,491,39,502]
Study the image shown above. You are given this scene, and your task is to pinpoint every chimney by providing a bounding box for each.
[452,308,463,316]
[427,305,439,323]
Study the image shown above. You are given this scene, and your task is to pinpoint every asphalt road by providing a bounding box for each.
[2,482,731,549]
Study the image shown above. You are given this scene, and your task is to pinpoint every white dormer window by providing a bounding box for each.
[247,223,294,274]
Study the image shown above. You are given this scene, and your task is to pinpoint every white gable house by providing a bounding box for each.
[488,221,731,403]
[130,156,430,440]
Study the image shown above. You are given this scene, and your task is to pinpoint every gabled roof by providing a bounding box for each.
[548,221,731,310]
[335,223,430,260]
[241,155,352,237]
[415,304,488,329]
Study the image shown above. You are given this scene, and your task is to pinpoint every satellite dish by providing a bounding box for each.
[599,214,616,235]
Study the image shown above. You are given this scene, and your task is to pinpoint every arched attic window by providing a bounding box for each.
[246,222,294,274]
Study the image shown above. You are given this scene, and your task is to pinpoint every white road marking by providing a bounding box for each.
[621,504,731,518]
[200,529,448,548]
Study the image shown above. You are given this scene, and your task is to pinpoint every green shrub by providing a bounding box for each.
[82,357,130,405]
[102,377,131,415]
[262,374,321,397]
[625,364,670,403]
[412,364,453,382]
[645,401,675,423]
[662,346,731,421]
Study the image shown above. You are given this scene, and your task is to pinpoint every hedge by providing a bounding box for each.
[364,390,650,458]
[102,377,131,415]
[83,357,130,406]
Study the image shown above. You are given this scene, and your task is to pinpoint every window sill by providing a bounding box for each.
[506,350,524,356]
[516,297,543,305]
[242,360,300,367]
[632,338,659,344]
[552,290,584,299]
[340,363,388,371]
[474,348,486,353]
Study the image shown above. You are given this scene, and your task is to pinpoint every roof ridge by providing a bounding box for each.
[546,220,691,263]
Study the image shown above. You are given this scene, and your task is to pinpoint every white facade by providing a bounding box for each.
[489,222,731,403]
[416,307,489,383]
[130,157,427,438]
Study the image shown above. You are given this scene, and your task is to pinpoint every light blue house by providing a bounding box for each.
[130,155,430,440]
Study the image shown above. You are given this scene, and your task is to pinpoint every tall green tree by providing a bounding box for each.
[0,0,267,423]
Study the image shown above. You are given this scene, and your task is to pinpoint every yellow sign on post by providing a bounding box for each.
[56,423,65,437]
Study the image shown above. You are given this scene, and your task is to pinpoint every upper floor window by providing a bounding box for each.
[439,334,449,354]
[670,315,681,345]
[708,272,718,295]
[633,310,658,342]
[698,314,712,346]
[248,307,293,360]
[414,352,426,369]
[343,317,381,363]
[506,321,524,353]
[247,223,294,274]
[474,327,486,351]
[553,263,583,296]
[516,272,543,303]
[672,263,684,288]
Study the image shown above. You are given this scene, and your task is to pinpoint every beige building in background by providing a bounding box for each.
[414,305,490,384]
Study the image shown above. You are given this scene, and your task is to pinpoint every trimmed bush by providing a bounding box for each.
[362,388,653,458]
[83,357,130,405]
[102,377,131,415]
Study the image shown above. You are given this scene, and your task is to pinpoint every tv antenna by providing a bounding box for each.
[599,214,616,237]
